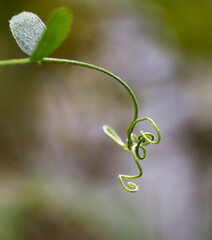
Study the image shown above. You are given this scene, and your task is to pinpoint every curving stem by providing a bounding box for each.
[0,57,161,192]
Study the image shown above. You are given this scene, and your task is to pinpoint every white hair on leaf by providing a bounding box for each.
[9,11,46,55]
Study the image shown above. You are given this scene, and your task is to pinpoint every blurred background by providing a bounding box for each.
[0,0,212,239]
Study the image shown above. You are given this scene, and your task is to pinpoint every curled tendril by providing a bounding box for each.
[103,117,161,193]
[0,57,161,193]
[0,56,161,193]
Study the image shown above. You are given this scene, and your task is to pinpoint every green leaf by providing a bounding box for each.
[30,8,73,62]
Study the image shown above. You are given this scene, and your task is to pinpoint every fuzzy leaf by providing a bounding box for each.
[30,8,73,62]
[10,12,46,55]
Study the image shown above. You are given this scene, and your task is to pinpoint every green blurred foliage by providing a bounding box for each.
[0,179,148,240]
[134,0,212,57]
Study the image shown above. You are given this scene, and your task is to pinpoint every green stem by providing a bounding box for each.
[0,57,139,131]
[42,57,138,121]
[0,58,30,66]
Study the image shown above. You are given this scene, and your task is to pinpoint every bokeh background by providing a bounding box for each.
[0,0,212,239]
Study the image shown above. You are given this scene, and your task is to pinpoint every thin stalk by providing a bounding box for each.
[42,57,138,122]
[0,58,30,66]
[0,57,139,127]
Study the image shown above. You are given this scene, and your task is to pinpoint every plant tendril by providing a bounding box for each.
[42,59,161,193]
[103,117,160,193]
[0,57,161,192]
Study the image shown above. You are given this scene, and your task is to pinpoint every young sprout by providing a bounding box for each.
[1,8,161,193]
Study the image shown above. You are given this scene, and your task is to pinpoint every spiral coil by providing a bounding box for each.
[103,117,161,193]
